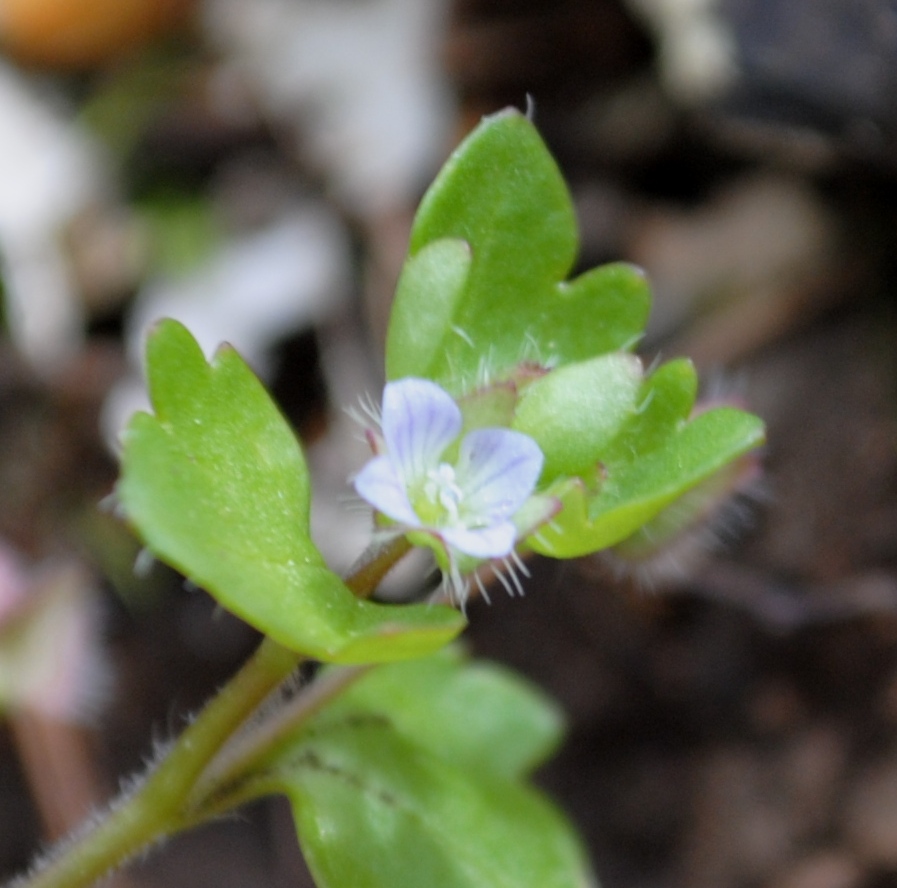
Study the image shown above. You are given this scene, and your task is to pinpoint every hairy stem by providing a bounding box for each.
[7,637,299,888]
[185,663,373,819]
[343,534,412,599]
[7,536,413,888]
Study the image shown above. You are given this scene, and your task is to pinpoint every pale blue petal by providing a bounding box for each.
[353,456,420,526]
[381,378,462,487]
[455,428,544,522]
[442,521,517,559]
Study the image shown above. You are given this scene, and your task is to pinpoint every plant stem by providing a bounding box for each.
[343,535,412,599]
[7,535,413,888]
[185,663,373,818]
[7,637,299,888]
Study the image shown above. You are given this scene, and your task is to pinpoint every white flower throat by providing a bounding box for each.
[422,462,464,524]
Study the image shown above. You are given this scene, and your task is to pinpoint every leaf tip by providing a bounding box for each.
[482,105,525,124]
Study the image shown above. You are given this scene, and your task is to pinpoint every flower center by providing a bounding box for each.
[416,462,465,526]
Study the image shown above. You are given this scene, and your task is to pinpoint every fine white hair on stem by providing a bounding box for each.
[635,387,656,414]
[134,547,156,578]
[490,563,515,598]
[345,390,382,432]
[645,351,664,376]
[98,490,126,519]
[473,570,492,605]
[441,560,470,612]
[501,557,526,596]
[509,549,530,578]
[451,324,475,348]
[520,329,546,365]
[475,350,494,388]
[445,352,459,384]
[336,493,374,515]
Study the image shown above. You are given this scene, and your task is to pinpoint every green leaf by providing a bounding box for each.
[118,320,464,663]
[226,648,594,888]
[250,651,592,888]
[284,728,592,888]
[602,358,698,464]
[529,357,764,557]
[593,407,765,527]
[386,108,650,389]
[316,648,565,780]
[532,405,765,558]
[512,353,643,483]
[386,239,472,382]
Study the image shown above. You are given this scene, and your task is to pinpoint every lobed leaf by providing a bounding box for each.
[118,320,464,663]
[250,651,593,888]
[314,647,565,780]
[283,729,593,888]
[386,108,650,390]
[532,404,765,558]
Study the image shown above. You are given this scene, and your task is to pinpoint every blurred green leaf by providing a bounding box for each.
[284,729,592,888]
[316,647,565,780]
[80,51,191,161]
[118,320,464,663]
[252,651,593,888]
[386,109,650,390]
[532,391,765,558]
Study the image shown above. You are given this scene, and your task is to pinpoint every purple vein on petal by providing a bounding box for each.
[458,429,543,517]
[382,378,461,487]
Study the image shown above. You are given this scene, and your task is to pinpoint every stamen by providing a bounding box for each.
[423,463,464,523]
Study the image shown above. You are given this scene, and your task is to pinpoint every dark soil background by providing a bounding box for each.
[3,2,897,887]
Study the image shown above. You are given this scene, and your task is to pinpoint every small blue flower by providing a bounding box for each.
[354,378,545,567]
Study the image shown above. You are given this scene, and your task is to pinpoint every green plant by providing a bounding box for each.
[6,108,763,888]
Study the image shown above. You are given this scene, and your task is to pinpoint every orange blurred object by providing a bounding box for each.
[0,0,193,68]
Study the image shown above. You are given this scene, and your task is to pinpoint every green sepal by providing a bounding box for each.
[385,108,650,389]
[118,320,465,663]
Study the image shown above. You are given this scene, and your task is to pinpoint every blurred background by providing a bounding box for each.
[1,2,897,887]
